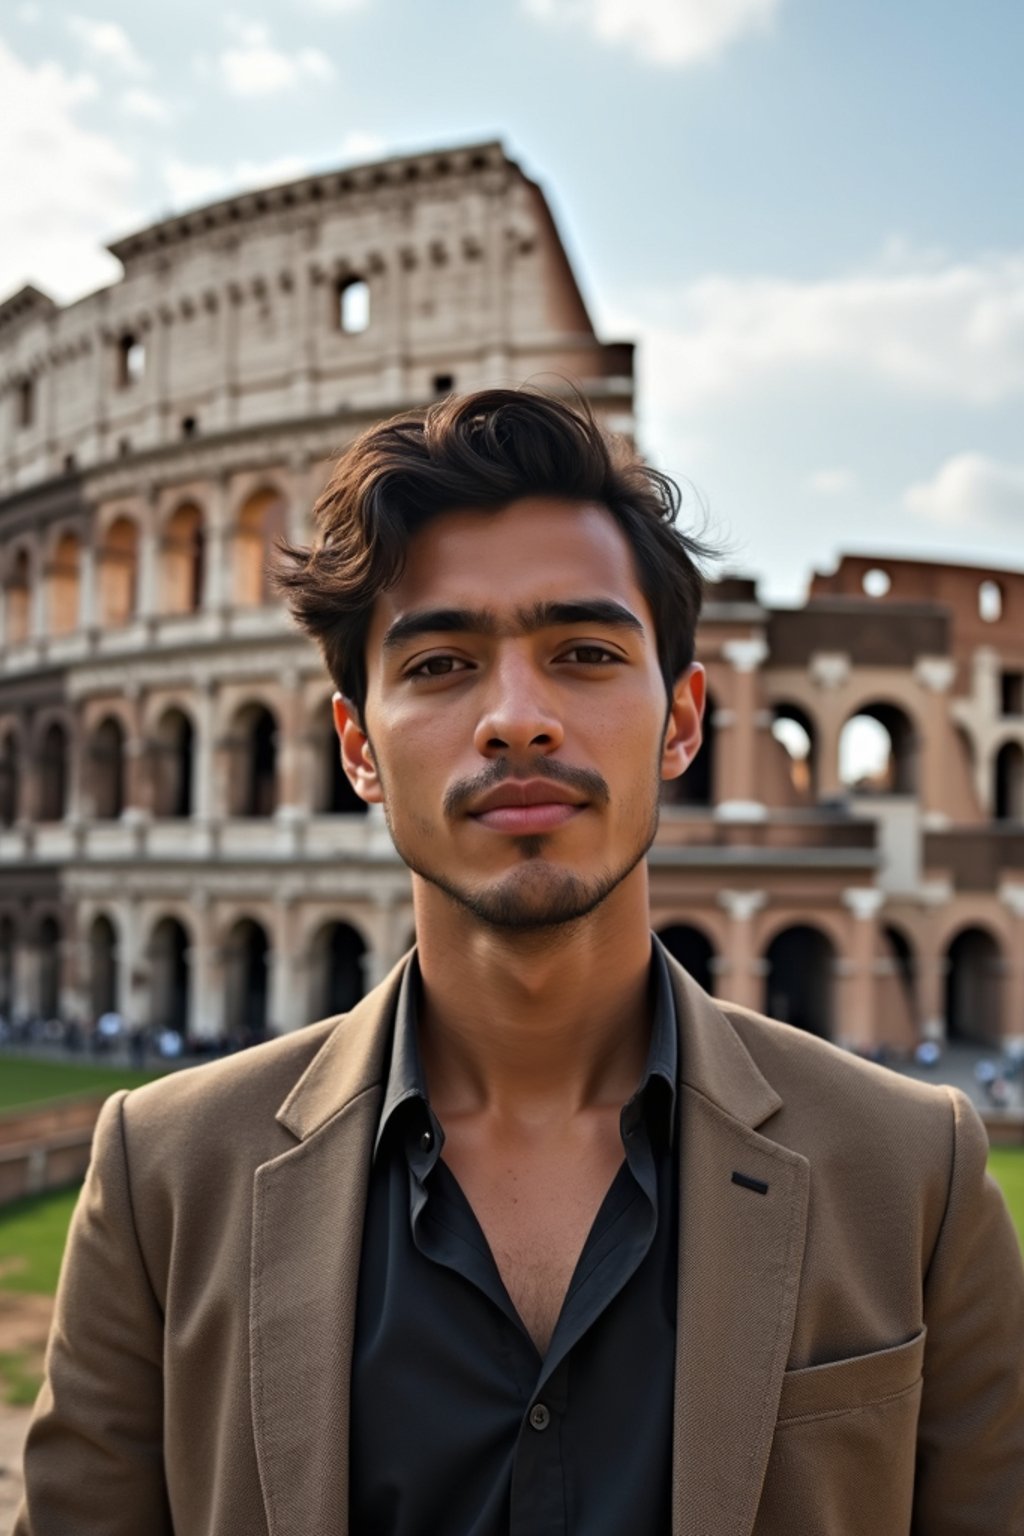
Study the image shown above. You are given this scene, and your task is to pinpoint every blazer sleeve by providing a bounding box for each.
[14,1090,173,1536]
[912,1087,1024,1534]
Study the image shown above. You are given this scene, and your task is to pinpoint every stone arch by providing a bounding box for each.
[152,706,195,817]
[47,530,81,636]
[763,923,836,1039]
[90,715,126,820]
[0,727,20,826]
[770,700,818,802]
[5,546,32,645]
[839,699,919,795]
[88,913,119,1018]
[99,514,139,627]
[311,696,368,814]
[223,916,270,1042]
[233,487,288,607]
[656,923,716,993]
[36,913,62,1019]
[149,915,191,1033]
[945,925,1004,1045]
[307,919,368,1018]
[663,688,716,807]
[994,741,1024,821]
[161,500,206,614]
[37,720,69,821]
[226,701,278,817]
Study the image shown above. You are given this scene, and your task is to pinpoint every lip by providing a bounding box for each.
[469,778,587,834]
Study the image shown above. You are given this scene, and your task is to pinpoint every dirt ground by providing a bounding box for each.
[0,1292,53,1529]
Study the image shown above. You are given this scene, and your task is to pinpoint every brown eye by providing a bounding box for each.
[565,646,616,664]
[409,655,468,677]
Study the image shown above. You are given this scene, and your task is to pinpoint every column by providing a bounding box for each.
[808,653,851,798]
[122,688,153,822]
[79,536,98,637]
[275,667,305,822]
[715,889,766,1010]
[193,679,218,823]
[267,896,298,1035]
[838,887,885,1050]
[717,637,768,818]
[201,473,232,622]
[913,657,957,822]
[136,485,160,621]
[188,892,222,1041]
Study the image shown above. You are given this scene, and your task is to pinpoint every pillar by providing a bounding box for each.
[715,889,766,1010]
[839,887,885,1050]
[717,637,768,817]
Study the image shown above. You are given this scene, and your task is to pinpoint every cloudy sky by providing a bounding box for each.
[3,0,1022,601]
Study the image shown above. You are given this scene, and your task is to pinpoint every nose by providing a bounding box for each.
[472,649,564,759]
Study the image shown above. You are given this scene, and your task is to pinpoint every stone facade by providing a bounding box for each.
[1,143,1021,1050]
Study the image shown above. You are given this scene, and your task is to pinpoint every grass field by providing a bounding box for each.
[0,1057,166,1114]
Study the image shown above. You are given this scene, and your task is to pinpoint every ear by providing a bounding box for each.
[331,691,384,805]
[661,663,705,783]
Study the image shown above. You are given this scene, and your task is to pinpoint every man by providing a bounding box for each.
[17,389,1024,1534]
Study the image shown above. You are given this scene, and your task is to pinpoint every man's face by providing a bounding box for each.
[336,496,704,931]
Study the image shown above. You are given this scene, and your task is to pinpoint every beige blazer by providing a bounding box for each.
[15,949,1024,1535]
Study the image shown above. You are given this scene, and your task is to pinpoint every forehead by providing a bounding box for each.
[369,496,652,639]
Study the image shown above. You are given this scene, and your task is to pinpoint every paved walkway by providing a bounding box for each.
[0,1403,28,1529]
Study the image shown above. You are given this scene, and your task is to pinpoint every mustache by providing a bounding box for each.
[444,756,610,819]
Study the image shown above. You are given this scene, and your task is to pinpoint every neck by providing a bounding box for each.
[414,867,654,1123]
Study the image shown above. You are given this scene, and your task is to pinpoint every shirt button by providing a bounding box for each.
[529,1403,551,1432]
[419,1130,434,1152]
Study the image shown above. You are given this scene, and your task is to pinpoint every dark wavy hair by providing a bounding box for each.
[271,387,721,719]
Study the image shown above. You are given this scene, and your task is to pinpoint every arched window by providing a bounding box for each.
[337,277,370,334]
[764,925,836,1040]
[945,927,1003,1044]
[6,548,31,645]
[308,920,367,1018]
[771,702,816,801]
[839,702,917,795]
[48,532,81,636]
[0,732,20,826]
[149,917,190,1034]
[994,741,1024,821]
[227,704,278,817]
[312,698,368,814]
[234,490,288,607]
[38,722,69,822]
[161,503,205,614]
[153,708,195,818]
[99,516,139,627]
[88,915,118,1019]
[118,333,145,387]
[223,917,270,1042]
[37,914,62,1020]
[91,717,126,820]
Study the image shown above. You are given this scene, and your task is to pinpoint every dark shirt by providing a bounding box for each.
[350,943,679,1536]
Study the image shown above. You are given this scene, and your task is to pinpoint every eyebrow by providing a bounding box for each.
[381,599,646,653]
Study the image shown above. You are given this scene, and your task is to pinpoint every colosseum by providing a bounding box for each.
[1,139,1022,1052]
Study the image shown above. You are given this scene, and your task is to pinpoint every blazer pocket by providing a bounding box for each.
[776,1327,926,1423]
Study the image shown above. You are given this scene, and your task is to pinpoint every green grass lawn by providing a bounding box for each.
[989,1148,1024,1250]
[0,1056,166,1114]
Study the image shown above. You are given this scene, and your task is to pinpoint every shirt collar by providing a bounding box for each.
[374,938,678,1159]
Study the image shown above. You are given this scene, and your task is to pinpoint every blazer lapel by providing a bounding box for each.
[249,956,409,1536]
[664,953,810,1536]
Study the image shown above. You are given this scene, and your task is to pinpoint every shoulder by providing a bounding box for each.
[716,998,977,1169]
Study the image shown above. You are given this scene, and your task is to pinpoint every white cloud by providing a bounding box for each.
[339,130,387,161]
[119,85,171,122]
[162,153,312,212]
[615,249,1024,413]
[301,0,367,10]
[807,468,856,496]
[903,454,1024,533]
[67,14,148,75]
[218,20,335,96]
[523,0,780,66]
[0,35,139,302]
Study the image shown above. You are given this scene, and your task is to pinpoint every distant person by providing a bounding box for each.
[17,389,1024,1533]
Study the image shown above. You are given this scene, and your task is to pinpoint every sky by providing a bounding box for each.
[3,0,1023,603]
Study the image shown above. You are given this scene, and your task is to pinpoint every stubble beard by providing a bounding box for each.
[381,771,663,934]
